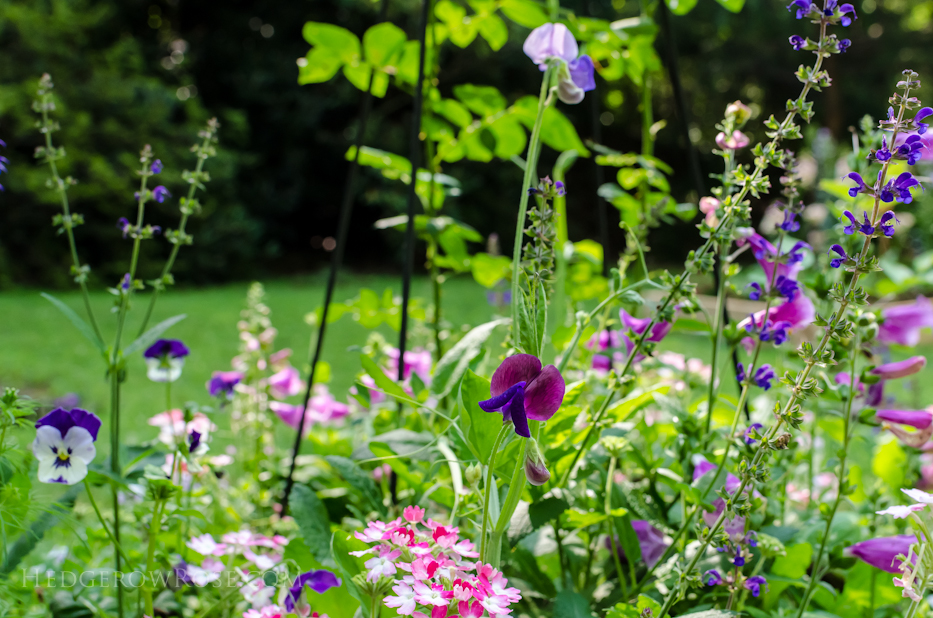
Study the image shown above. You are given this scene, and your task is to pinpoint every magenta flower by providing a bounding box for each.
[715,130,750,150]
[846,535,917,573]
[620,309,673,342]
[388,348,432,383]
[269,365,304,399]
[877,408,933,447]
[206,370,243,398]
[479,354,566,438]
[872,356,926,380]
[879,297,933,346]
[631,520,669,568]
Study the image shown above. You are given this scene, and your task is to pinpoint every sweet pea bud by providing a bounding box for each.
[524,439,550,486]
[725,100,752,126]
[465,463,483,488]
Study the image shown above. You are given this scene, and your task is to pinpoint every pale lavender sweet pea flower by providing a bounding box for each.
[523,23,578,66]
[846,535,917,573]
[32,408,102,485]
[479,354,566,438]
[879,297,933,347]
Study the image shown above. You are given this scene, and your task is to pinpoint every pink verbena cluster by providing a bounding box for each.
[351,506,521,617]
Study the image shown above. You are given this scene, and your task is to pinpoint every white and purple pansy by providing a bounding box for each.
[143,338,190,383]
[32,407,102,485]
[522,23,595,105]
[479,354,565,438]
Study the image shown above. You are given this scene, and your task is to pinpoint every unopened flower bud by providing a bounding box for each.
[465,463,483,488]
[715,130,750,151]
[524,439,550,486]
[725,100,752,126]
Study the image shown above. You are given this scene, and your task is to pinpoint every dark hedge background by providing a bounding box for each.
[0,0,929,288]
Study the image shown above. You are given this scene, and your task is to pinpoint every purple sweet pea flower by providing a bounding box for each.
[913,107,933,135]
[744,575,769,597]
[789,34,806,50]
[744,423,764,445]
[479,354,566,438]
[846,535,917,573]
[879,297,933,346]
[568,55,595,92]
[523,23,578,66]
[828,244,848,268]
[207,370,243,398]
[152,185,171,203]
[285,569,341,613]
[32,407,102,485]
[704,569,723,586]
[151,159,163,174]
[846,172,869,197]
[144,339,190,383]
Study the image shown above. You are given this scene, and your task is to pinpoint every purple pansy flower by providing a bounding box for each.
[879,296,933,346]
[828,244,847,268]
[143,339,190,383]
[744,575,769,597]
[32,407,101,485]
[478,354,566,438]
[207,370,243,398]
[152,185,171,203]
[285,570,341,613]
[789,34,806,50]
[151,159,163,174]
[744,423,764,445]
[846,535,917,573]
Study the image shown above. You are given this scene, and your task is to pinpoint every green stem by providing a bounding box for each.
[83,480,133,566]
[143,498,164,617]
[480,424,511,562]
[511,66,554,343]
[794,330,861,618]
[703,242,729,435]
[108,369,124,617]
[605,456,629,600]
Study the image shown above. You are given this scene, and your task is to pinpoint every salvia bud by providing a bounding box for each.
[725,100,752,126]
[524,439,550,486]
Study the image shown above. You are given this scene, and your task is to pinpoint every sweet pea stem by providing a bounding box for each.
[480,424,511,562]
[511,66,554,343]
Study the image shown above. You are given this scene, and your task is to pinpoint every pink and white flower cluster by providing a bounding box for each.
[186,530,290,606]
[351,506,521,617]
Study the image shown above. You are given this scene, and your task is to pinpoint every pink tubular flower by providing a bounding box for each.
[739,232,808,289]
[879,297,933,346]
[586,329,621,351]
[388,348,433,383]
[270,385,349,432]
[872,356,927,380]
[269,366,304,399]
[846,535,918,573]
[877,408,933,447]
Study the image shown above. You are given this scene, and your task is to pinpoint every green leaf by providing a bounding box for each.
[471,253,511,288]
[359,353,411,402]
[512,97,589,155]
[290,484,334,565]
[434,98,474,128]
[553,590,595,618]
[665,0,698,14]
[326,456,387,517]
[499,0,549,27]
[714,0,745,12]
[40,293,105,354]
[0,486,81,576]
[298,48,343,84]
[490,115,527,159]
[432,318,509,397]
[453,84,507,117]
[457,369,504,463]
[302,22,361,63]
[872,439,907,491]
[331,531,373,618]
[511,545,557,597]
[771,543,812,579]
[123,314,186,356]
[477,13,508,50]
[528,495,569,529]
[363,22,407,68]
[562,508,611,529]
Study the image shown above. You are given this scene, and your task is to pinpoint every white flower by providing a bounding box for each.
[32,425,96,485]
[876,504,926,519]
[902,488,933,504]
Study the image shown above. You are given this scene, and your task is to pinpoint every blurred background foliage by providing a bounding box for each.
[3,0,933,290]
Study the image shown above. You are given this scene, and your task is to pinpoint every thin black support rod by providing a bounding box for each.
[281,1,390,512]
[657,1,748,419]
[397,0,431,387]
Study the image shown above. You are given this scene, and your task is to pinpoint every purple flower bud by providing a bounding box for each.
[152,185,171,203]
[121,273,131,291]
[188,430,201,454]
[828,244,847,268]
[151,159,163,174]
[554,180,566,196]
[117,217,132,238]
[207,371,243,398]
[871,356,926,380]
[837,38,851,52]
[779,210,800,232]
[913,107,933,135]
[846,172,868,198]
[524,439,550,486]
[736,362,746,383]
